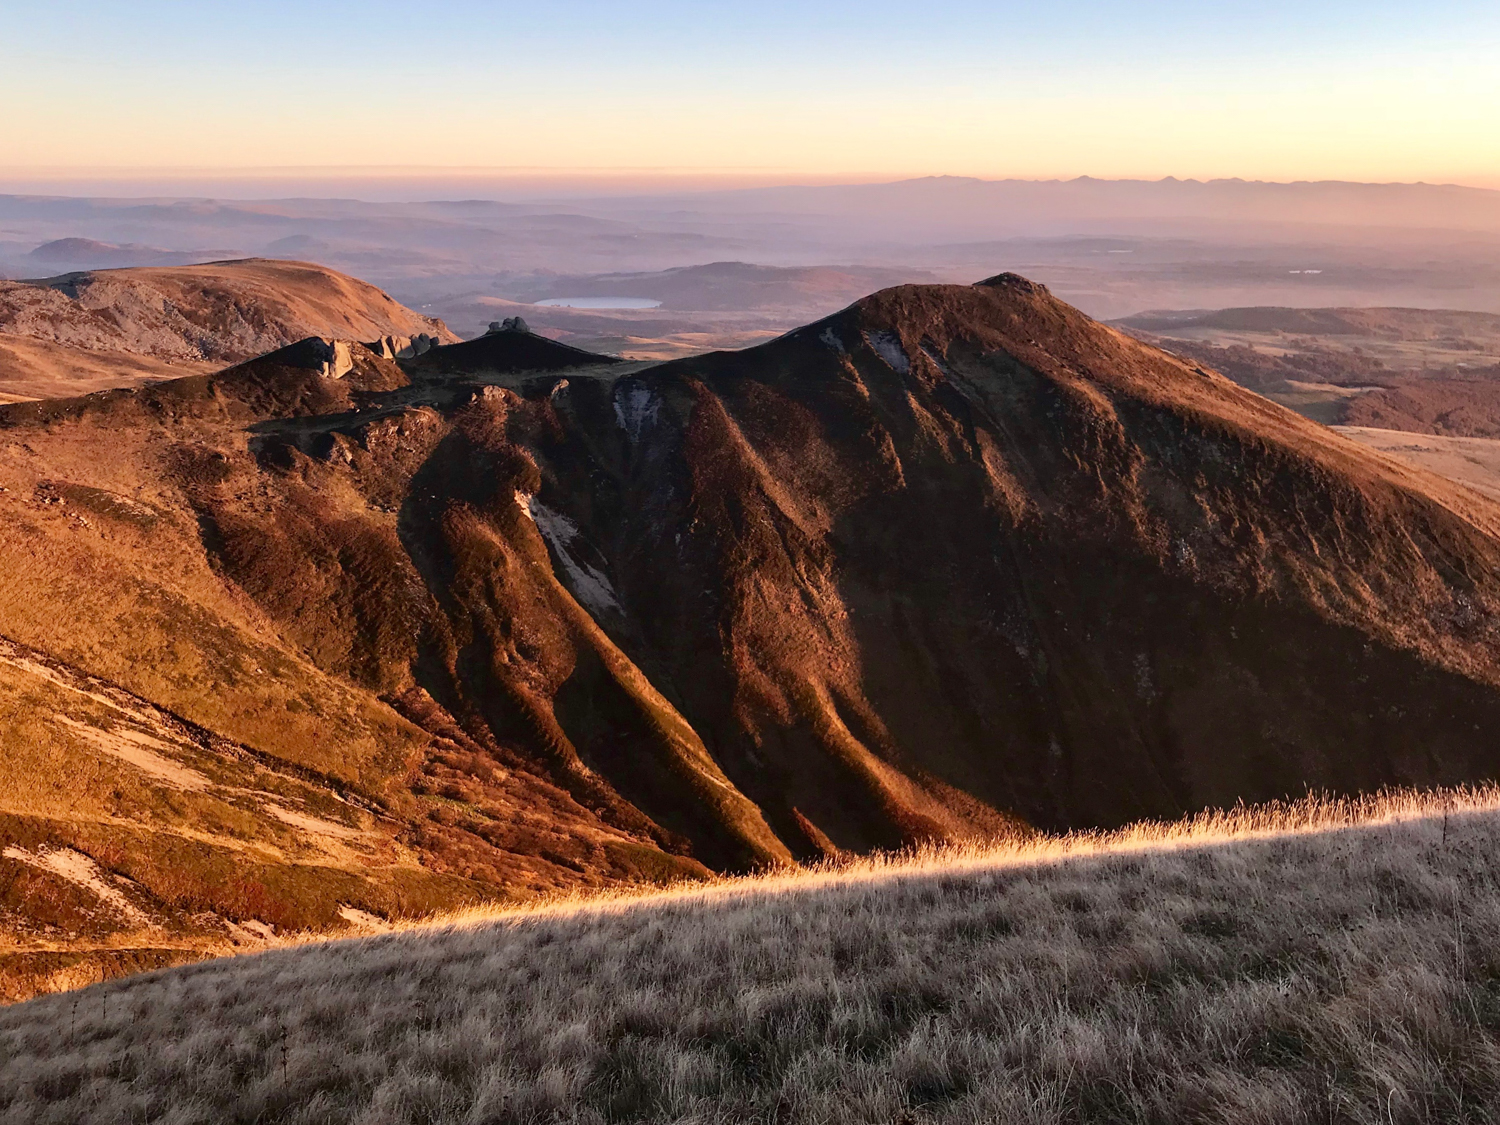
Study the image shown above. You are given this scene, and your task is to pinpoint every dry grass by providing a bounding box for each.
[6,788,1500,1123]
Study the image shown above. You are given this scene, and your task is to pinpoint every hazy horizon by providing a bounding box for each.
[2,170,1500,204]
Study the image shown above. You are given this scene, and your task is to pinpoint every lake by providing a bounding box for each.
[533,297,662,309]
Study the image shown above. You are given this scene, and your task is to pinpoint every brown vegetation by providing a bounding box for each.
[0,259,455,400]
[10,273,1500,999]
[1341,378,1500,439]
[1116,305,1500,435]
[1332,427,1500,503]
[4,791,1500,1123]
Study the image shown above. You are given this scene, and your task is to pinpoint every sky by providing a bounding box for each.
[2,0,1498,189]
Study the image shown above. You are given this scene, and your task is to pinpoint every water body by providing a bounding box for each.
[534,297,662,309]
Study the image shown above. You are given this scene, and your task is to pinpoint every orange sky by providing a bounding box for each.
[2,1,1496,188]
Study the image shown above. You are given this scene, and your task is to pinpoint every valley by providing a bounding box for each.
[1117,306,1500,431]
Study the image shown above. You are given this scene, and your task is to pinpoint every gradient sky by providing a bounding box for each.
[3,0,1498,186]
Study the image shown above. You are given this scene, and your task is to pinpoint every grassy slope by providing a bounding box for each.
[0,335,217,402]
[0,374,652,1000]
[0,258,457,402]
[0,637,486,1003]
[4,792,1500,1124]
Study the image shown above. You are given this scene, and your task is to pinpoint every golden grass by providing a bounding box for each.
[334,783,1500,941]
[10,783,1500,1124]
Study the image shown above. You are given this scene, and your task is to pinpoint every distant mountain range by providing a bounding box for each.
[5,177,1500,324]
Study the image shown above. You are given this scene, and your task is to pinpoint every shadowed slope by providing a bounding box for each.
[10,273,1500,997]
[406,329,623,376]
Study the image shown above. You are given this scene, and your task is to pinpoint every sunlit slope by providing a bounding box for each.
[0,634,472,1002]
[0,258,455,400]
[4,793,1500,1123]
[0,336,717,1001]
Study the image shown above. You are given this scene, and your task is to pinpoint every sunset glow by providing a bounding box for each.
[3,0,1497,187]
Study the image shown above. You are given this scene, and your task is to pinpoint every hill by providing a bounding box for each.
[3,791,1498,1123]
[1115,304,1500,432]
[25,238,224,270]
[10,274,1500,995]
[1118,305,1500,341]
[0,259,455,401]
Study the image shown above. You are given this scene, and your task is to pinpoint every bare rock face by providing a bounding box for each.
[10,273,1500,993]
[486,317,532,335]
[367,333,440,360]
[309,339,354,380]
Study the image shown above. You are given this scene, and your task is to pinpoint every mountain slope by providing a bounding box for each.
[8,273,1500,996]
[568,276,1500,844]
[6,794,1497,1125]
[0,258,455,401]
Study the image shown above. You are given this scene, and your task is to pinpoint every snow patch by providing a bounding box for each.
[819,327,847,354]
[516,493,623,619]
[55,714,210,791]
[919,341,955,378]
[613,382,659,443]
[3,845,150,926]
[265,803,363,840]
[866,331,910,374]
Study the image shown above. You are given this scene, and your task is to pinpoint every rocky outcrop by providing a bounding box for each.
[367,333,441,360]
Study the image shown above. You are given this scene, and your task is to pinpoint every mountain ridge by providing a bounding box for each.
[0,258,456,401]
[8,271,1500,997]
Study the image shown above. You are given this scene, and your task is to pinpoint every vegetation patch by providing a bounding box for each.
[4,790,1500,1123]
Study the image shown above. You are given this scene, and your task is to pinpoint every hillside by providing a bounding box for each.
[3,792,1499,1123]
[1333,427,1500,502]
[0,259,455,401]
[25,238,222,270]
[1119,305,1500,341]
[1115,304,1500,432]
[11,274,1500,995]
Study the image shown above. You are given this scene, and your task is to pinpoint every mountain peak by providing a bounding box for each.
[974,271,1052,297]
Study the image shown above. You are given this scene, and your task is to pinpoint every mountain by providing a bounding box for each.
[8,184,1500,325]
[8,273,1500,997]
[0,259,456,401]
[689,177,1500,239]
[25,238,225,269]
